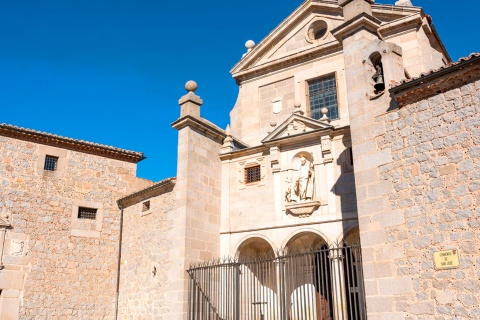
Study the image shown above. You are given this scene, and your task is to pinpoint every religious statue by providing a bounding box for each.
[285,155,315,202]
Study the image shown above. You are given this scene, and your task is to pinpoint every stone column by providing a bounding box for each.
[330,249,348,320]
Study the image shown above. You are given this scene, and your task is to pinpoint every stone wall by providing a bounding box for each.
[117,185,176,319]
[363,79,480,319]
[0,136,147,319]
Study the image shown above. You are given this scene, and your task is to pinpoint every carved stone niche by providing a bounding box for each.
[284,152,320,217]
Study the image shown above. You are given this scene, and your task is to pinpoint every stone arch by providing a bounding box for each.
[291,151,314,170]
[342,225,361,245]
[283,230,334,319]
[281,228,329,251]
[234,234,275,258]
[235,236,277,316]
[333,221,360,244]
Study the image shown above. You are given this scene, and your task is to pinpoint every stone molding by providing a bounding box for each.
[231,1,422,83]
[285,200,321,217]
[338,0,374,7]
[0,123,145,163]
[117,178,176,209]
[171,115,226,144]
[331,13,381,41]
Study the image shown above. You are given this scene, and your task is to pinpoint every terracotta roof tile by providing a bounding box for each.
[0,123,145,163]
[393,53,480,88]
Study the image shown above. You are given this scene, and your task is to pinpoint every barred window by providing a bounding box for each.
[142,201,150,212]
[245,165,261,184]
[78,207,97,220]
[44,155,58,171]
[308,74,339,120]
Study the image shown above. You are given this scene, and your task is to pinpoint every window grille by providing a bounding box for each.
[142,201,150,212]
[245,165,261,184]
[308,74,339,120]
[78,207,97,220]
[44,155,58,171]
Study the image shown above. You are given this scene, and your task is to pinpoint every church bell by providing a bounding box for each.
[374,74,385,91]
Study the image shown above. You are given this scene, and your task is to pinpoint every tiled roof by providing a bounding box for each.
[0,123,145,163]
[392,53,480,88]
[117,177,176,208]
[390,53,480,107]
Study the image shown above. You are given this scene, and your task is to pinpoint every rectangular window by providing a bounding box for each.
[308,74,339,120]
[44,155,59,171]
[245,165,261,184]
[142,201,150,212]
[78,207,97,220]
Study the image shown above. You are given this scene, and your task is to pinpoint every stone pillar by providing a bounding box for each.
[330,249,347,320]
[333,0,410,318]
[170,81,224,319]
[179,80,203,118]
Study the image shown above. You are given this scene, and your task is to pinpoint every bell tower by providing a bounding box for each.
[333,0,409,317]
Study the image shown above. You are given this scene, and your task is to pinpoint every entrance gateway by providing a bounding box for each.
[187,242,366,320]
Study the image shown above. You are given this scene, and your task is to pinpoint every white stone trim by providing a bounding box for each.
[70,200,104,238]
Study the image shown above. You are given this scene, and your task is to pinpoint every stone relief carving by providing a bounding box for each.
[286,120,306,136]
[10,240,25,256]
[285,155,315,203]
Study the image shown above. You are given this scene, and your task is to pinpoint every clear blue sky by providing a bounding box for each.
[1,0,478,182]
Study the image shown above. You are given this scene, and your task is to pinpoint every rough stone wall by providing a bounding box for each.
[365,79,480,319]
[0,136,145,319]
[117,187,176,320]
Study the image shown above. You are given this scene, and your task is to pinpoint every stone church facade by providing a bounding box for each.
[0,0,479,319]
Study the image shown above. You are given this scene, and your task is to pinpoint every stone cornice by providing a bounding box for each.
[390,54,480,107]
[219,125,350,162]
[331,12,381,41]
[377,14,423,38]
[171,115,226,144]
[233,42,343,83]
[219,145,267,161]
[171,115,249,148]
[117,178,176,209]
[0,123,145,163]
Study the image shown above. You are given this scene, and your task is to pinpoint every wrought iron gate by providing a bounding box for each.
[187,243,366,320]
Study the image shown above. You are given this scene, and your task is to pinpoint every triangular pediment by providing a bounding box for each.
[231,1,422,81]
[262,113,333,143]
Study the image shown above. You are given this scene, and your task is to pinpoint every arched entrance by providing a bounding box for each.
[285,232,333,320]
[237,237,277,319]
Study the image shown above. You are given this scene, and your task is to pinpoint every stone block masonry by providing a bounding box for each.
[0,134,149,319]
[364,79,480,319]
[117,182,176,319]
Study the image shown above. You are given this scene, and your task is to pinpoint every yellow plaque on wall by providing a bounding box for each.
[433,249,460,270]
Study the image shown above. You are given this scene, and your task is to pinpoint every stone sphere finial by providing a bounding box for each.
[320,107,329,121]
[294,100,301,109]
[185,80,198,93]
[245,40,255,50]
[270,120,277,127]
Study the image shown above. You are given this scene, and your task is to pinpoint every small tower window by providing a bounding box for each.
[78,207,97,220]
[44,155,58,171]
[142,201,150,212]
[245,165,261,184]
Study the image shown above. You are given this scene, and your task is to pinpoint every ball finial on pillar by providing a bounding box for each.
[185,80,198,93]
